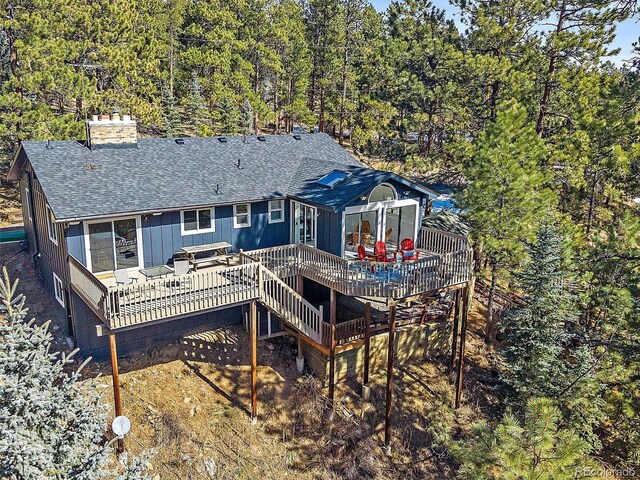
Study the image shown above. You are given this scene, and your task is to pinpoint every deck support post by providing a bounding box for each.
[384,302,397,451]
[109,333,124,454]
[455,286,469,409]
[296,334,305,373]
[250,300,258,421]
[296,274,304,296]
[296,275,305,373]
[328,288,337,408]
[361,302,372,401]
[449,289,461,375]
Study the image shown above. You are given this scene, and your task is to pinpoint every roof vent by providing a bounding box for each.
[257,136,266,142]
[218,137,227,143]
[293,134,301,140]
[175,138,185,145]
[46,140,54,149]
[235,159,243,169]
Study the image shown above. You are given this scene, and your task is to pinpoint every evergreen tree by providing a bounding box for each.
[458,100,557,343]
[0,268,152,479]
[240,99,254,136]
[500,224,592,399]
[161,84,182,137]
[183,71,210,136]
[218,97,238,134]
[451,397,596,479]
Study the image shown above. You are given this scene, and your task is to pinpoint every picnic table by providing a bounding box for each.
[181,242,233,270]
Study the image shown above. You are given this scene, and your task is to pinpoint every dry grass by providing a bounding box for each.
[3,244,507,480]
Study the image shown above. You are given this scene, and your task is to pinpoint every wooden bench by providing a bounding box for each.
[191,254,232,269]
[181,242,233,271]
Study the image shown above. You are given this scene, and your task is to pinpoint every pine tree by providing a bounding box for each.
[499,224,581,398]
[240,99,254,135]
[451,397,596,479]
[161,83,182,137]
[0,268,152,479]
[458,100,557,343]
[183,71,210,136]
[218,97,238,134]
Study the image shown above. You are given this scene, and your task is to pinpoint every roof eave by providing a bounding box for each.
[52,195,290,223]
[6,145,26,181]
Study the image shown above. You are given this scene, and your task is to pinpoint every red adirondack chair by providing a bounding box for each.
[399,238,419,262]
[374,241,397,262]
[357,245,367,260]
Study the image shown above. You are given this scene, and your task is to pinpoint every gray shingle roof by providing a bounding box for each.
[15,133,434,221]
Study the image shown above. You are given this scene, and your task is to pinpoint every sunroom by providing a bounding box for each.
[289,168,436,260]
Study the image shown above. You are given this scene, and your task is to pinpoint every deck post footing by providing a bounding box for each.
[361,383,371,402]
[296,356,305,374]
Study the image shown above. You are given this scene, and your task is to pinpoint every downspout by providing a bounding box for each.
[26,170,40,266]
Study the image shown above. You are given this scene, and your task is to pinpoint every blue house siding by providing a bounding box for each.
[316,208,343,256]
[67,200,290,269]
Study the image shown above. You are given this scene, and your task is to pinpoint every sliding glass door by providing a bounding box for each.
[385,204,417,249]
[344,210,378,255]
[86,217,142,273]
[292,202,316,246]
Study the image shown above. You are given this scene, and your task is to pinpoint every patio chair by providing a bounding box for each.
[374,241,397,263]
[114,269,138,286]
[169,258,192,290]
[399,238,419,262]
[173,259,191,276]
[385,227,394,242]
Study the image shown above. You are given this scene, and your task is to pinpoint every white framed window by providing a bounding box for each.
[268,199,284,224]
[233,203,251,228]
[181,207,215,235]
[46,205,58,245]
[53,272,65,307]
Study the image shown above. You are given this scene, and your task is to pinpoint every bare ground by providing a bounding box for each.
[1,244,500,479]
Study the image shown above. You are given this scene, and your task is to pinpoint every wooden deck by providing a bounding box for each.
[68,227,472,345]
[242,227,472,299]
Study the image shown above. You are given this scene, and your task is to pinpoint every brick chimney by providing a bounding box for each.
[86,110,137,149]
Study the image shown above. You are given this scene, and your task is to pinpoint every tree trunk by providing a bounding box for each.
[485,263,498,344]
[338,43,349,145]
[536,3,566,136]
[585,170,598,238]
[319,88,326,132]
[489,80,499,121]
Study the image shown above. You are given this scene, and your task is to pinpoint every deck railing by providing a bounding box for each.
[107,263,261,330]
[246,229,472,300]
[69,255,111,322]
[68,227,470,336]
[240,245,298,278]
[259,266,323,343]
[419,226,469,254]
[70,256,262,330]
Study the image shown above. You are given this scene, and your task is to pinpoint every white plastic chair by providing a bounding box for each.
[114,269,138,286]
[173,259,191,276]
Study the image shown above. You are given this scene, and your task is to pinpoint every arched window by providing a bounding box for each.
[369,183,397,203]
